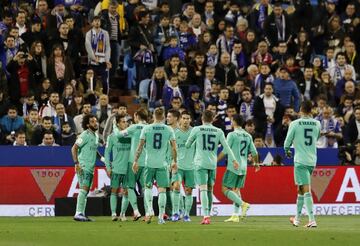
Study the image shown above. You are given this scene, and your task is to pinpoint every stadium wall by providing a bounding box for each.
[0,147,359,217]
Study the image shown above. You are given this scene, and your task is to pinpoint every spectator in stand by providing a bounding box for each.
[271,41,289,70]
[231,40,247,77]
[6,50,36,109]
[283,55,303,83]
[248,0,272,37]
[0,106,24,145]
[46,0,67,41]
[15,10,27,36]
[197,31,213,54]
[203,66,217,103]
[224,104,237,135]
[318,71,336,107]
[263,3,292,50]
[165,54,182,77]
[253,63,274,97]
[229,79,245,108]
[128,10,155,88]
[274,114,293,147]
[335,67,356,104]
[337,95,354,123]
[235,18,249,43]
[344,107,360,144]
[253,132,266,148]
[316,106,342,148]
[102,102,131,142]
[244,119,256,138]
[239,87,254,122]
[293,30,312,68]
[273,67,301,112]
[328,52,356,87]
[253,82,283,140]
[60,122,76,146]
[185,85,205,122]
[216,86,230,122]
[153,14,176,60]
[47,44,75,95]
[251,40,273,66]
[148,67,168,110]
[215,52,238,86]
[21,17,47,50]
[206,43,219,67]
[92,94,112,133]
[31,116,60,145]
[189,13,207,38]
[36,78,53,107]
[178,20,197,52]
[77,68,103,106]
[162,75,184,110]
[85,15,111,94]
[29,41,47,86]
[39,92,59,118]
[101,0,127,78]
[50,22,81,74]
[22,93,38,117]
[52,103,76,134]
[35,0,50,30]
[62,83,75,108]
[66,92,83,118]
[311,56,325,82]
[188,51,207,88]
[216,24,237,57]
[13,130,27,146]
[0,88,10,118]
[0,36,18,76]
[24,108,40,143]
[38,130,60,146]
[297,66,320,101]
[73,101,92,135]
[162,36,186,62]
[326,15,345,54]
[344,41,360,79]
[340,81,360,103]
[169,96,183,111]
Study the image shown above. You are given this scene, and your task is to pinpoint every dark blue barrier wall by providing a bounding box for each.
[0,146,340,166]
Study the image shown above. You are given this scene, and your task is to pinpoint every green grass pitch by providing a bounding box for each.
[0,216,359,246]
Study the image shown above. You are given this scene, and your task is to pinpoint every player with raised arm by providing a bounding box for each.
[112,108,148,221]
[284,101,321,228]
[185,110,239,225]
[218,114,260,222]
[71,114,105,222]
[105,115,133,221]
[171,111,195,222]
[133,107,177,224]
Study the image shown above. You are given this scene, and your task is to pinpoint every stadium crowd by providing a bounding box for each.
[0,0,359,162]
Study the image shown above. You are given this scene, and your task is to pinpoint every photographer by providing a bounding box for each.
[6,50,36,109]
[339,140,360,165]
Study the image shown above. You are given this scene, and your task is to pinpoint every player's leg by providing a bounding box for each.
[222,170,242,222]
[144,167,155,223]
[171,171,181,221]
[302,165,316,227]
[110,173,121,221]
[74,170,93,222]
[137,166,148,217]
[183,169,195,222]
[126,164,141,220]
[207,169,216,217]
[120,186,129,221]
[156,168,170,224]
[196,169,210,224]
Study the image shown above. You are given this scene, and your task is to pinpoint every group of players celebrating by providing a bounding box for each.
[71,100,320,228]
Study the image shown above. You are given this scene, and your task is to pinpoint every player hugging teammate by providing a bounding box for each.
[72,108,263,225]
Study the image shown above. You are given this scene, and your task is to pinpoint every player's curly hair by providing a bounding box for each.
[82,114,97,130]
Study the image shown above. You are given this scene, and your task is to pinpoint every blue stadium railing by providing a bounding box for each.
[0,146,340,166]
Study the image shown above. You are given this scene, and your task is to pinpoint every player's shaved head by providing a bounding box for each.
[154,107,165,120]
[202,110,214,123]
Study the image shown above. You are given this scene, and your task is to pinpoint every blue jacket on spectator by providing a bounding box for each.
[162,46,185,62]
[273,78,301,112]
[179,32,197,51]
[0,115,24,134]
